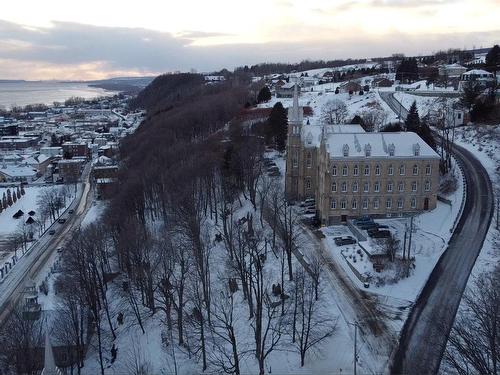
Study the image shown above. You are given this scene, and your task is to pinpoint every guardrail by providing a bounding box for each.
[346,220,367,242]
[450,155,467,235]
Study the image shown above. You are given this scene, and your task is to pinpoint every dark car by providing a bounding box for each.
[48,229,56,235]
[370,230,391,238]
[358,222,379,230]
[334,236,357,246]
[68,209,74,214]
[58,218,66,224]
[353,216,373,226]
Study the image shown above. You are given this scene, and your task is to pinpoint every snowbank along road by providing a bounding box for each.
[380,92,495,375]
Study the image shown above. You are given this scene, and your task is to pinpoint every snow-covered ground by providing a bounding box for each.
[321,166,464,302]
[393,91,458,118]
[0,186,43,237]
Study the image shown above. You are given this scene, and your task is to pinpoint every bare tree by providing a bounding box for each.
[443,267,500,375]
[291,269,337,366]
[321,99,348,124]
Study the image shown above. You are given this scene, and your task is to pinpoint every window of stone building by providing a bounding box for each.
[388,164,394,175]
[332,165,337,176]
[398,181,404,192]
[373,198,379,209]
[331,199,337,209]
[425,180,431,191]
[353,182,358,192]
[364,182,369,192]
[352,199,357,209]
[341,199,347,209]
[387,181,393,192]
[398,198,404,209]
[331,181,337,192]
[399,164,405,175]
[411,197,417,208]
[374,181,380,192]
[413,164,419,175]
[306,152,312,168]
[353,164,359,176]
[364,165,370,176]
[386,198,392,209]
[375,164,381,175]
[425,164,431,175]
[412,181,417,192]
[342,165,348,176]
[363,198,369,209]
[305,178,311,190]
[292,151,298,167]
[341,181,347,192]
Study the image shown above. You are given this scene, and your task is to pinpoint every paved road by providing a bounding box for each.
[0,164,93,326]
[380,92,495,375]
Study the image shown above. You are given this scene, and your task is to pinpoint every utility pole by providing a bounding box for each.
[348,322,360,375]
[402,222,407,260]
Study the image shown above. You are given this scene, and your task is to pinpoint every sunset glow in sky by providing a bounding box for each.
[1,0,499,79]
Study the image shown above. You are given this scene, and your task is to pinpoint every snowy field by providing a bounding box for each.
[0,186,42,237]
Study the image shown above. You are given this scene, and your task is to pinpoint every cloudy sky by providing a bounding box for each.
[1,0,499,80]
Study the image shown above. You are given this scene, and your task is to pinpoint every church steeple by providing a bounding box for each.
[41,332,62,375]
[287,82,303,128]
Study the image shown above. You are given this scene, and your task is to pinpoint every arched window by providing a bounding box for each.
[352,199,358,209]
[388,164,394,175]
[331,182,337,192]
[412,181,417,192]
[398,198,404,209]
[352,182,358,192]
[398,181,404,192]
[342,165,348,176]
[341,182,347,192]
[411,197,417,208]
[364,165,370,176]
[375,164,381,175]
[399,164,405,175]
[306,152,312,168]
[331,199,337,209]
[425,180,431,191]
[332,165,337,176]
[341,199,347,209]
[386,198,392,209]
[374,181,380,192]
[353,164,359,176]
[292,151,298,167]
[364,182,369,192]
[387,181,393,192]
[425,164,431,175]
[413,164,419,175]
[362,198,369,210]
[373,198,379,209]
[305,178,311,189]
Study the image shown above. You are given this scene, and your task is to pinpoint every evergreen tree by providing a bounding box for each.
[380,122,403,132]
[351,115,365,127]
[257,86,272,103]
[485,44,500,76]
[2,192,6,208]
[16,186,21,199]
[7,189,13,206]
[20,185,25,195]
[0,199,3,213]
[268,102,288,152]
[405,101,420,132]
[12,193,17,204]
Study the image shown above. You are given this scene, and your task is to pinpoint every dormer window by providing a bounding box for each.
[306,132,313,145]
[413,143,420,156]
[343,144,349,157]
[388,144,395,157]
[364,144,371,157]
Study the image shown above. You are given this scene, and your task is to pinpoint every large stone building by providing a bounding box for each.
[285,85,440,224]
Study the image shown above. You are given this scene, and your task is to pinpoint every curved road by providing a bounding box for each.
[379,92,495,375]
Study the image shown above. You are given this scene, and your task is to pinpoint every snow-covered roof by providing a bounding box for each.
[463,69,494,76]
[0,165,37,177]
[324,132,439,159]
[301,124,366,148]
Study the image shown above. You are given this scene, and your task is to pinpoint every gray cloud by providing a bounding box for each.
[0,19,498,79]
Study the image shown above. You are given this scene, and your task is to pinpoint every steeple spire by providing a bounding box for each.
[41,331,62,375]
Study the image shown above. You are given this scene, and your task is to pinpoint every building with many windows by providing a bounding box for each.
[285,85,440,224]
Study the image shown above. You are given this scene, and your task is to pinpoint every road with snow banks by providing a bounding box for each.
[0,164,93,326]
[380,92,495,375]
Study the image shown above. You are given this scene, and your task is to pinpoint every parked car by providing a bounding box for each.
[48,229,56,235]
[58,218,66,224]
[56,247,63,253]
[363,282,370,288]
[370,230,391,238]
[68,209,74,214]
[334,236,357,246]
[358,222,379,230]
[353,216,373,225]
